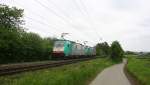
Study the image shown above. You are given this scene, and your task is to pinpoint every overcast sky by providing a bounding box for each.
[1,0,150,52]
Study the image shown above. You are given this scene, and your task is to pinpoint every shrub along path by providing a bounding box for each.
[90,59,131,85]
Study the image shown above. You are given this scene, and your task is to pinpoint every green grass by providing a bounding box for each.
[127,56,150,85]
[0,58,114,85]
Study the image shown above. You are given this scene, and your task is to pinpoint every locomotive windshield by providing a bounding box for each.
[54,41,64,48]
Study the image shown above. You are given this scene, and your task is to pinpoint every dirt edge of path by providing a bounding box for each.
[124,61,141,85]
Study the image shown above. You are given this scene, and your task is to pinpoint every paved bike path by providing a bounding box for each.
[90,59,131,85]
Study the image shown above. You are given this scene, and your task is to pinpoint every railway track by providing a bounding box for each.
[0,57,96,76]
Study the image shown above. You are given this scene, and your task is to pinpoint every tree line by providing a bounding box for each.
[96,41,124,62]
[0,4,54,64]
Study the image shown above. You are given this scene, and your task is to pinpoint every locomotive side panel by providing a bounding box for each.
[71,42,76,56]
[63,41,73,57]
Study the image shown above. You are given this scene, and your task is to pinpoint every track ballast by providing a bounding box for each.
[0,57,97,76]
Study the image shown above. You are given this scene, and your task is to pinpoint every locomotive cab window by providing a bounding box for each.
[54,41,64,48]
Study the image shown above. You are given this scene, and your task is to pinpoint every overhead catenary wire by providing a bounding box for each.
[26,17,88,42]
[33,0,96,44]
[45,0,96,44]
[75,0,102,43]
[25,17,60,35]
[73,0,94,28]
[46,0,71,20]
[33,0,88,40]
[72,0,97,44]
[72,0,100,43]
[45,0,93,41]
[13,1,87,41]
[25,26,57,37]
[26,17,93,44]
[33,0,70,24]
[13,1,64,34]
[13,0,96,44]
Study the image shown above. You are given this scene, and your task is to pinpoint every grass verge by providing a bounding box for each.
[0,58,114,85]
[127,56,150,85]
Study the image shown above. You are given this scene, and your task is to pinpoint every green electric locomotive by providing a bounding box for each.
[52,39,96,59]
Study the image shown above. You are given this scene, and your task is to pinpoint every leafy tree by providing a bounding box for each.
[0,4,24,29]
[0,4,54,64]
[110,41,124,62]
[96,42,111,57]
[0,4,24,63]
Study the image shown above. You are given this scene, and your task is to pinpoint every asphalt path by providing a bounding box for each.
[90,59,131,85]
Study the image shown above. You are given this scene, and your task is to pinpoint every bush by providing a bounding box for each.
[110,41,124,62]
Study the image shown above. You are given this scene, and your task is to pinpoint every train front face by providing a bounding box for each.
[52,40,65,58]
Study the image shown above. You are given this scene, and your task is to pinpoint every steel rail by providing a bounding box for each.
[0,57,97,76]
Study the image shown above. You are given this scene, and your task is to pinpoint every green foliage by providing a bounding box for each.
[127,56,150,85]
[0,4,54,64]
[0,58,114,85]
[125,51,136,55]
[20,32,43,61]
[42,38,54,59]
[0,4,24,28]
[110,41,124,62]
[96,42,110,57]
[0,27,21,63]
